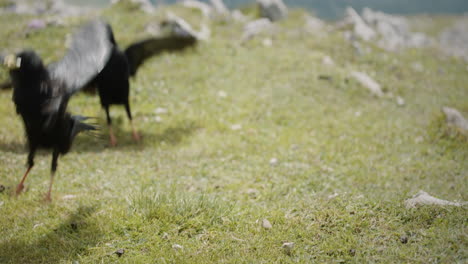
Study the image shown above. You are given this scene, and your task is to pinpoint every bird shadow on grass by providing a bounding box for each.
[0,140,27,154]
[0,205,104,264]
[72,120,200,153]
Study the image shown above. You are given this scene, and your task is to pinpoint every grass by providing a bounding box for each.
[0,2,467,263]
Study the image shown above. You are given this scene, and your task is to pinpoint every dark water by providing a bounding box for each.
[66,0,468,20]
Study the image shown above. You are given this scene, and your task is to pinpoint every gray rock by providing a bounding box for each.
[257,0,288,22]
[161,12,210,40]
[442,107,468,132]
[362,7,432,51]
[210,0,229,15]
[182,0,213,18]
[440,18,468,61]
[304,15,326,34]
[242,18,275,41]
[262,218,273,229]
[351,71,384,97]
[341,7,376,42]
[405,190,467,208]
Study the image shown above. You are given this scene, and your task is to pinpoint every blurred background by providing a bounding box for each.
[66,0,468,19]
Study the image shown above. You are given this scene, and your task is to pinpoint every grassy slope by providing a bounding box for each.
[0,2,467,263]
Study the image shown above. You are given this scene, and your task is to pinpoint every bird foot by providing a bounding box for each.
[110,135,117,147]
[43,193,52,203]
[132,131,141,142]
[15,184,24,196]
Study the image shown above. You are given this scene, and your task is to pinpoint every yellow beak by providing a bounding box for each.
[3,54,21,69]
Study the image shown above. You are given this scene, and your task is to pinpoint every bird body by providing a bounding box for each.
[92,26,197,146]
[2,20,112,201]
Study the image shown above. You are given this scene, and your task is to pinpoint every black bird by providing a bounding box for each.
[90,24,197,146]
[1,20,112,201]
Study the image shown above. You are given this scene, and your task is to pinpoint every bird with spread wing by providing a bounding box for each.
[1,20,112,201]
[88,23,197,146]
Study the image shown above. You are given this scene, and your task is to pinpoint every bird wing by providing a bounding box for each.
[124,35,197,76]
[47,19,113,96]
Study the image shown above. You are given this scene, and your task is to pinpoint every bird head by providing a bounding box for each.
[1,54,22,70]
[1,50,44,72]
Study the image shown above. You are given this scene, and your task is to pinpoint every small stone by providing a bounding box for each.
[262,38,273,47]
[350,71,384,97]
[257,0,288,22]
[281,242,294,255]
[172,244,184,250]
[217,90,227,98]
[442,107,468,132]
[400,235,408,244]
[328,193,339,199]
[322,56,334,66]
[262,218,272,229]
[231,124,242,131]
[155,116,163,123]
[355,111,362,117]
[115,249,125,257]
[62,194,77,200]
[269,158,278,165]
[154,107,168,114]
[396,96,405,106]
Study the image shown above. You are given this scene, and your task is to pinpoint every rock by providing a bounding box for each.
[396,96,405,106]
[440,18,468,61]
[322,56,334,66]
[262,218,272,229]
[242,18,274,41]
[217,90,227,98]
[161,12,210,40]
[209,0,229,15]
[232,9,248,23]
[172,244,184,250]
[154,107,168,114]
[257,0,287,22]
[343,7,376,42]
[182,0,212,18]
[281,242,294,255]
[1,0,91,17]
[269,158,278,165]
[400,235,408,244]
[262,38,273,47]
[62,194,77,200]
[27,19,47,30]
[115,249,125,257]
[405,190,467,208]
[362,7,431,51]
[350,71,384,97]
[305,15,326,33]
[442,107,468,132]
[231,124,242,131]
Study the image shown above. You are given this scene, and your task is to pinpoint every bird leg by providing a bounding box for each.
[16,165,32,196]
[44,150,59,202]
[105,106,117,146]
[109,126,117,147]
[125,103,140,142]
[16,148,35,196]
[130,120,141,142]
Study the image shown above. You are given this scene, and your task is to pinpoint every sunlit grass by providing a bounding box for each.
[0,1,467,263]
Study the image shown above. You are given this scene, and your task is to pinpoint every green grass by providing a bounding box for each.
[0,2,467,263]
